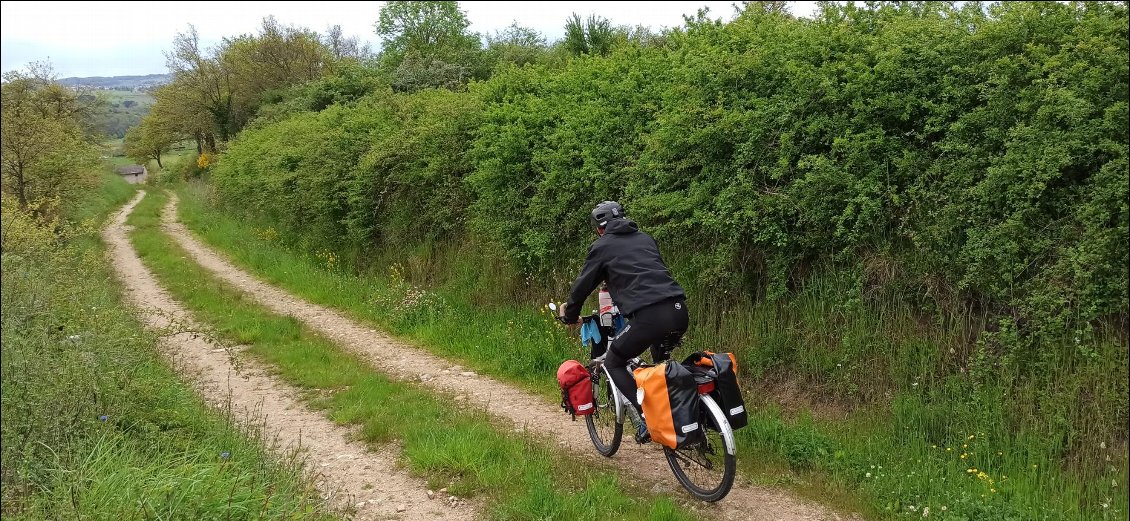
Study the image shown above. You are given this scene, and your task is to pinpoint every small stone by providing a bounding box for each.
[355,502,366,508]
[460,371,475,377]
[438,488,448,494]
[396,504,407,512]
[454,395,466,401]
[427,490,435,499]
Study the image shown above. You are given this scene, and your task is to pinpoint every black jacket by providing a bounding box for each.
[564,218,685,322]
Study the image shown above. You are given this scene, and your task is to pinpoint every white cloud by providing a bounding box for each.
[1,1,820,77]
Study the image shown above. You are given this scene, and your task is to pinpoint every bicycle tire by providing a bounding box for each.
[664,393,736,502]
[585,369,623,457]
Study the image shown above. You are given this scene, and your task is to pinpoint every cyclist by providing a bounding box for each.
[558,200,688,443]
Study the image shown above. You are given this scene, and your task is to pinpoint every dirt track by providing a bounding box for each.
[103,191,478,521]
[158,193,861,521]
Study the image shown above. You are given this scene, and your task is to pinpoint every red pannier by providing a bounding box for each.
[557,360,594,419]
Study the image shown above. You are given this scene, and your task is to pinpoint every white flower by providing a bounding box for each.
[865,472,872,478]
[922,506,930,517]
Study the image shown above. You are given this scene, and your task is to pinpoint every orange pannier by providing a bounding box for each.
[633,361,704,449]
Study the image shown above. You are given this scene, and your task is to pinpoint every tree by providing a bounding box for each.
[123,113,179,169]
[375,1,484,88]
[484,22,547,68]
[165,25,234,144]
[150,76,215,154]
[0,64,98,210]
[324,24,372,62]
[562,13,617,57]
[221,16,334,128]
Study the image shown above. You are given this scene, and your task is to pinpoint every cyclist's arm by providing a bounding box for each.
[564,243,604,323]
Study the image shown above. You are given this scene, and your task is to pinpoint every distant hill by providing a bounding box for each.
[58,73,173,90]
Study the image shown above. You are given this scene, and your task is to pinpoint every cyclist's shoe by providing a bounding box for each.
[635,423,651,444]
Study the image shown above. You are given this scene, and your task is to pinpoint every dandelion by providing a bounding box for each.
[963,444,968,449]
[946,447,953,452]
[931,444,937,449]
[991,488,997,493]
[961,453,967,459]
[968,435,975,440]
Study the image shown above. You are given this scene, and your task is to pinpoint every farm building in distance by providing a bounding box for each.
[116,165,147,184]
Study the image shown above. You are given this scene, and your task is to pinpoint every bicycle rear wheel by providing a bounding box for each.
[585,369,623,457]
[664,394,736,502]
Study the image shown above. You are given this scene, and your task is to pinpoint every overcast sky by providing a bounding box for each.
[0,1,820,78]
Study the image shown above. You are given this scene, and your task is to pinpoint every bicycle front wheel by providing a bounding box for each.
[585,369,623,457]
[664,393,736,502]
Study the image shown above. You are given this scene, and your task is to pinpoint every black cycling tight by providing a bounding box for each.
[603,297,688,414]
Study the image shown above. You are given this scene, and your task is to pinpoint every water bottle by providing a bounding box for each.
[598,286,614,327]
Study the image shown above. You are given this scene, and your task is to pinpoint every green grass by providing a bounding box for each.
[0,178,333,518]
[128,189,696,521]
[65,170,136,226]
[173,181,1129,520]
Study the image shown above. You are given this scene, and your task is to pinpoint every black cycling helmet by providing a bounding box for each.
[590,200,625,231]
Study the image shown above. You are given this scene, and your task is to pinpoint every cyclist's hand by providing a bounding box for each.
[556,314,579,325]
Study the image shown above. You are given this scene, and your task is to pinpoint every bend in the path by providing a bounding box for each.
[161,194,862,521]
[103,191,477,521]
